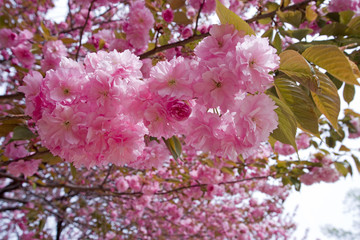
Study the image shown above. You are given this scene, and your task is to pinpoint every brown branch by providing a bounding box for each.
[0,206,21,212]
[0,92,25,101]
[155,175,273,195]
[194,0,205,34]
[0,114,31,121]
[139,33,209,60]
[246,0,312,23]
[139,0,312,59]
[75,0,95,61]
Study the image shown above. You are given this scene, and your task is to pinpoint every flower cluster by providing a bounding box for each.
[300,154,340,185]
[21,24,280,168]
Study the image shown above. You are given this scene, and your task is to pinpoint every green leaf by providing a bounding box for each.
[334,162,348,177]
[352,154,360,173]
[220,167,234,175]
[302,45,360,85]
[346,16,360,36]
[169,0,185,10]
[173,11,192,25]
[287,28,313,40]
[343,83,355,104]
[82,43,97,52]
[275,77,319,136]
[290,177,301,191]
[12,126,36,140]
[311,70,340,130]
[277,10,302,27]
[163,136,182,160]
[279,50,320,92]
[215,0,255,35]
[70,163,77,179]
[339,11,354,24]
[61,38,78,44]
[41,22,51,40]
[320,22,348,36]
[273,32,282,53]
[305,5,318,22]
[269,95,298,151]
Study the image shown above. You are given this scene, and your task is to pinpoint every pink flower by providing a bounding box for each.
[189,0,216,14]
[231,35,279,93]
[166,100,192,121]
[115,177,129,192]
[11,43,35,68]
[37,105,85,152]
[194,24,242,61]
[194,66,239,111]
[274,141,296,156]
[124,1,154,51]
[130,141,170,169]
[233,94,278,157]
[7,159,41,178]
[4,139,28,160]
[0,28,18,48]
[149,57,194,100]
[181,26,193,39]
[43,63,87,103]
[104,117,147,166]
[183,105,223,153]
[162,8,174,23]
[41,40,68,71]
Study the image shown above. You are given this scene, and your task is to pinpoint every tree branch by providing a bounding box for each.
[139,0,312,59]
[75,0,95,61]
[0,114,31,121]
[0,92,25,101]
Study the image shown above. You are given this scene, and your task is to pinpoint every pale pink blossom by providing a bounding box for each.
[115,177,129,192]
[11,43,35,68]
[0,28,18,48]
[149,57,194,100]
[233,94,278,157]
[7,159,41,178]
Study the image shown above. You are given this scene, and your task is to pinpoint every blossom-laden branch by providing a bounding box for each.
[75,0,95,61]
[139,0,313,59]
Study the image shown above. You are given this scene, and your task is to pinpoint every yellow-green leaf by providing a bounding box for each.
[339,10,354,24]
[215,0,255,35]
[41,22,51,40]
[343,83,355,104]
[306,5,318,22]
[12,125,36,140]
[173,11,192,25]
[346,15,360,36]
[279,50,320,92]
[311,70,340,130]
[61,38,78,44]
[277,10,302,27]
[269,95,298,151]
[163,136,182,160]
[169,0,185,10]
[302,45,360,85]
[275,77,319,136]
[221,167,234,175]
[351,154,360,173]
[334,162,348,177]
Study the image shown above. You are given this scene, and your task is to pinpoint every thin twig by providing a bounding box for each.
[139,0,312,59]
[194,0,205,34]
[0,92,25,101]
[75,0,95,61]
[0,114,31,121]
